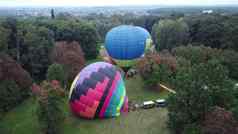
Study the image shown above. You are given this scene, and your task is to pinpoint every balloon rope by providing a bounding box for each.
[159,84,176,94]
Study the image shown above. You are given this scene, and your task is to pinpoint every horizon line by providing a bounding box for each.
[0,4,238,8]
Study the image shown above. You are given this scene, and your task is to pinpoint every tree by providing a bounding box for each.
[144,63,173,88]
[0,53,32,89]
[36,81,64,134]
[167,59,234,134]
[137,51,176,88]
[172,45,221,65]
[172,45,238,80]
[0,80,22,117]
[231,84,238,121]
[152,18,189,51]
[202,106,238,134]
[47,63,66,87]
[51,9,55,19]
[52,20,99,59]
[185,14,225,49]
[20,24,54,81]
[2,17,20,61]
[51,41,85,85]
[0,53,32,117]
[219,50,238,80]
[0,26,10,52]
[222,15,238,51]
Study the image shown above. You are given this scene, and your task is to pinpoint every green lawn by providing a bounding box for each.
[0,76,170,134]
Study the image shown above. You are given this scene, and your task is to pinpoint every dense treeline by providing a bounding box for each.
[0,53,32,118]
[0,11,238,134]
[137,45,238,134]
[185,14,238,51]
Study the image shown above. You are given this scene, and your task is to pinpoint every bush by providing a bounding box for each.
[36,81,64,134]
[47,63,66,87]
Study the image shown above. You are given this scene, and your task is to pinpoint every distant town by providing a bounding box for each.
[0,5,238,17]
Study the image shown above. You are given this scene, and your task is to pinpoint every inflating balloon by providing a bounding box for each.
[105,25,151,72]
[69,62,128,119]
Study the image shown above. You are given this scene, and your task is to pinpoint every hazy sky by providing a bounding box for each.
[0,0,238,7]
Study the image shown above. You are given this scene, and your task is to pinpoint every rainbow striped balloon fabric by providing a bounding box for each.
[69,62,128,119]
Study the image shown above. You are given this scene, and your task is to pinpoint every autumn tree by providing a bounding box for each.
[52,20,99,59]
[137,51,176,88]
[51,41,85,85]
[0,53,32,117]
[0,53,32,89]
[202,106,238,134]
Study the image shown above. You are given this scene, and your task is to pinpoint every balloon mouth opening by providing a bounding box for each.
[121,96,129,113]
[122,67,130,73]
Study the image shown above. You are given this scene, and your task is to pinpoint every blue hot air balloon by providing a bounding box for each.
[105,25,151,71]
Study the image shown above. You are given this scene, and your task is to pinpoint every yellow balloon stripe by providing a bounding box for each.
[69,74,80,99]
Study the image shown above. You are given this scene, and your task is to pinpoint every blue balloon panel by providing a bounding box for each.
[105,25,150,60]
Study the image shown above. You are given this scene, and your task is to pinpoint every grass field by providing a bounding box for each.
[0,76,170,134]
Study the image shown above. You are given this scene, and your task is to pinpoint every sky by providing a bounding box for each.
[0,0,238,7]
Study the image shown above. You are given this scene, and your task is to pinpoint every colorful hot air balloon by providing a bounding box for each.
[105,25,151,72]
[69,62,128,119]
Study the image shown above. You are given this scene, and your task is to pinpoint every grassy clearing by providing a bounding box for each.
[0,75,170,134]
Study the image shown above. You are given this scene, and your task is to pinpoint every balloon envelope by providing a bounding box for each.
[69,62,128,119]
[105,25,151,68]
